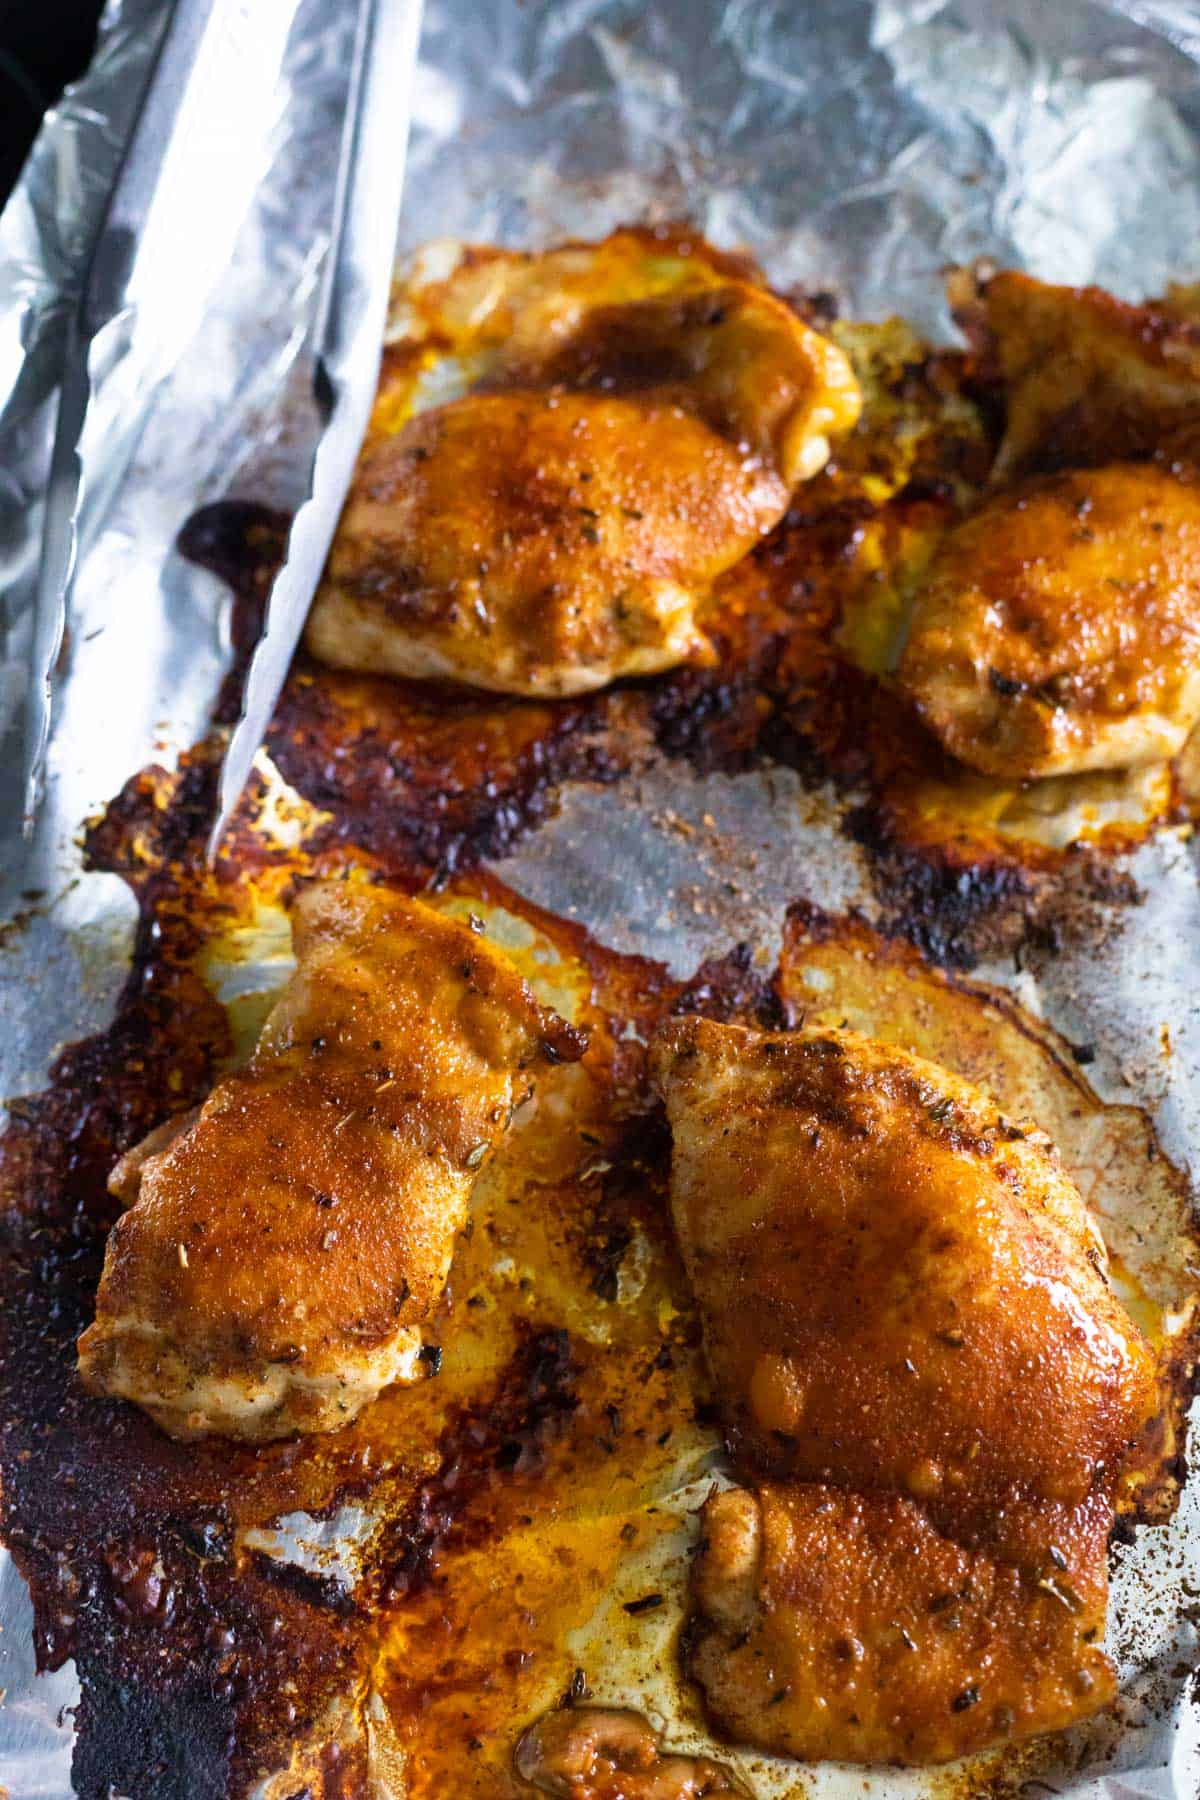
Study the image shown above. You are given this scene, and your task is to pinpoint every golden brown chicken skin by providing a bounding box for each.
[651,1018,1156,1764]
[969,268,1200,477]
[898,462,1200,778]
[307,263,860,697]
[308,390,779,696]
[78,884,581,1441]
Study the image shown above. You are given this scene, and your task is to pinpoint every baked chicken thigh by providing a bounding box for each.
[651,1018,1155,1764]
[79,884,581,1441]
[898,461,1200,778]
[307,238,860,697]
[975,269,1200,478]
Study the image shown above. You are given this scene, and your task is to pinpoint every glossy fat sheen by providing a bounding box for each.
[307,264,860,697]
[77,884,580,1441]
[982,269,1200,477]
[898,462,1200,778]
[652,1017,1156,1763]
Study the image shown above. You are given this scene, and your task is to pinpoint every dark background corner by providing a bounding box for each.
[0,2,106,204]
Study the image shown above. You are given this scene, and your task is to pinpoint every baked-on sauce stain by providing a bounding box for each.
[2,239,1199,1796]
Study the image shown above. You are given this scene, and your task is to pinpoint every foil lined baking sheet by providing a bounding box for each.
[3,1,1200,1795]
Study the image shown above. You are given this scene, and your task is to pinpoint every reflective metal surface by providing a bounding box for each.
[210,0,424,855]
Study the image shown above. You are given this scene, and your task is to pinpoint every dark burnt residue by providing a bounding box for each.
[651,650,785,774]
[672,940,785,1029]
[0,764,381,1799]
[267,670,625,880]
[844,803,1140,971]
[249,1553,359,1618]
[844,799,1051,971]
[68,1515,366,1798]
[377,1325,579,1603]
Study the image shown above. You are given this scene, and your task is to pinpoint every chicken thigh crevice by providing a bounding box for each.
[79,883,583,1441]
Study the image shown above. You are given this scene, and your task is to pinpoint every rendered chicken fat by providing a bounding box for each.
[78,884,582,1441]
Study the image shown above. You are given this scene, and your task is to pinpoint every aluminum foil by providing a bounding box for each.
[4,1,1200,1795]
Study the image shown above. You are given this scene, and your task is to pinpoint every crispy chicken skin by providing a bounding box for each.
[78,884,582,1442]
[515,1707,744,1798]
[972,269,1200,477]
[307,270,860,698]
[651,1018,1156,1764]
[898,462,1200,778]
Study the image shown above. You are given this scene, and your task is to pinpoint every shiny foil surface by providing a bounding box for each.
[2,2,1200,1795]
